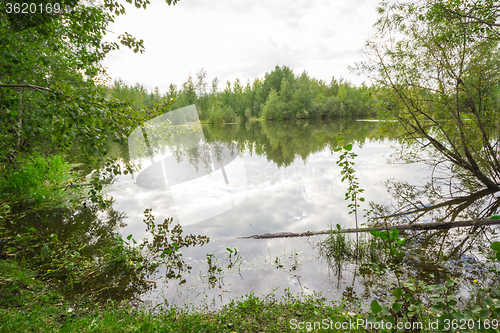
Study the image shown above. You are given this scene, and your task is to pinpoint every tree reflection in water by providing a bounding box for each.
[2,203,213,304]
[319,139,500,304]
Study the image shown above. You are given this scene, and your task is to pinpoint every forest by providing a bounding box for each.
[105,66,376,123]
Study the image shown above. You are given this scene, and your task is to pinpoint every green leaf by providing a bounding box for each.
[445,280,454,287]
[392,302,402,313]
[395,237,407,246]
[429,305,443,312]
[389,228,400,240]
[471,305,481,313]
[479,310,489,319]
[393,287,403,298]
[370,300,382,313]
[491,241,500,252]
[381,305,391,316]
[344,143,353,151]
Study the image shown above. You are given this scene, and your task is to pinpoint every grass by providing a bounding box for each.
[318,226,382,269]
[0,259,366,332]
[0,153,80,208]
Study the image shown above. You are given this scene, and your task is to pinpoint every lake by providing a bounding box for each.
[92,106,499,310]
[13,107,497,310]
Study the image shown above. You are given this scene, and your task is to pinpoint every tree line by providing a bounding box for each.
[105,66,376,123]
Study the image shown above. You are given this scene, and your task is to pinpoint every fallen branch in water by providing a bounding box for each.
[238,218,500,239]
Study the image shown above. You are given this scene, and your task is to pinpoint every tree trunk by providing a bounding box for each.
[238,219,500,239]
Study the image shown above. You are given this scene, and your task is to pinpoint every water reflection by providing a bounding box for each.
[9,115,500,309]
[314,226,500,311]
[3,201,221,303]
[103,117,409,307]
[360,154,500,287]
[126,105,248,226]
[3,202,151,302]
[317,180,500,306]
[104,116,500,309]
[203,118,382,168]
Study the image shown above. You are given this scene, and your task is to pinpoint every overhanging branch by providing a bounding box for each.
[0,84,52,92]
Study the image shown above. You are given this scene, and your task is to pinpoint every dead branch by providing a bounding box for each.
[238,218,500,239]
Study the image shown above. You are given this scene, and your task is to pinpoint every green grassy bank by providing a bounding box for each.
[0,260,366,333]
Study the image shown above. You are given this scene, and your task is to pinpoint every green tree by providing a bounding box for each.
[293,72,313,118]
[221,80,233,112]
[0,0,179,164]
[232,77,245,119]
[221,105,237,123]
[251,78,264,117]
[208,77,219,116]
[168,83,178,100]
[262,89,283,120]
[278,78,296,119]
[243,79,253,119]
[261,65,294,103]
[195,68,208,119]
[356,0,500,191]
[105,81,163,111]
[174,73,196,109]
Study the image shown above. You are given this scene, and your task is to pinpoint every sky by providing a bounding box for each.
[101,0,381,94]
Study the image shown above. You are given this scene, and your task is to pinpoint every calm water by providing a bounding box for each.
[98,112,498,309]
[17,110,496,309]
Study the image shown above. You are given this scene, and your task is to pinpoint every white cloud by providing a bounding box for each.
[101,0,381,93]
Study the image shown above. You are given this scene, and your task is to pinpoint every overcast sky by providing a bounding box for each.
[101,0,381,94]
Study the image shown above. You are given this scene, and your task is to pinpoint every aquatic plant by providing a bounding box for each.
[334,138,365,249]
[364,229,500,332]
[319,224,353,267]
[0,207,210,303]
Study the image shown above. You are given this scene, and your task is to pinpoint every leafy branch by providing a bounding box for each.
[335,139,365,248]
